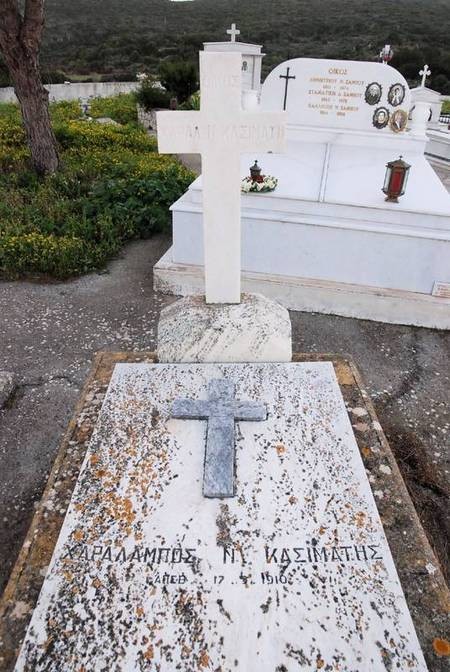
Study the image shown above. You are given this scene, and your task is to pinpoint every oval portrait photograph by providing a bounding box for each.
[388,83,406,107]
[365,82,382,105]
[373,106,390,129]
[390,109,409,133]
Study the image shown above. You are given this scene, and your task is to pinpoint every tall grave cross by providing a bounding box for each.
[172,379,267,498]
[227,23,240,42]
[157,52,286,304]
[420,64,431,88]
[279,66,296,110]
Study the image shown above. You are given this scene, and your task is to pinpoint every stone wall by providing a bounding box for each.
[0,81,138,104]
[137,106,165,133]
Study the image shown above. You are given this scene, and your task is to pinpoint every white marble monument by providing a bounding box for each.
[156,51,292,363]
[15,362,428,671]
[157,51,286,304]
[410,66,450,165]
[204,23,265,95]
[155,57,450,328]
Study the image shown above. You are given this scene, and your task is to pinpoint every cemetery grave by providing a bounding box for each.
[1,24,450,672]
[1,353,449,671]
[155,46,450,329]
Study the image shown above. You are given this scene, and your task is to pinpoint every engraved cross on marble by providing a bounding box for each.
[172,379,267,498]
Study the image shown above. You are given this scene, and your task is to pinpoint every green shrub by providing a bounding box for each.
[180,91,200,111]
[0,98,195,279]
[84,164,193,238]
[158,60,199,104]
[89,94,138,125]
[135,76,171,111]
[50,100,81,124]
[0,231,89,278]
[0,103,21,123]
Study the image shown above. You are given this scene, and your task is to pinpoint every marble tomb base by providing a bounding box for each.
[12,361,429,671]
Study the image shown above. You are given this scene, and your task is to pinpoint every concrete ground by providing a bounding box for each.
[0,234,449,596]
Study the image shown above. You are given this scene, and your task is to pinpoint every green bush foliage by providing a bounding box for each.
[135,76,171,111]
[89,93,138,125]
[158,60,199,104]
[0,98,194,279]
[180,91,201,111]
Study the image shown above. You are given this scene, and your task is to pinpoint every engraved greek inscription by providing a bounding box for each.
[368,545,383,560]
[263,544,382,565]
[223,547,236,564]
[265,547,278,564]
[202,75,240,89]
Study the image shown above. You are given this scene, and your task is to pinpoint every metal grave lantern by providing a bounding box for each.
[382,156,411,203]
[250,160,263,182]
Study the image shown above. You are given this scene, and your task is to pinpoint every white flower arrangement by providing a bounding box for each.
[241,175,278,194]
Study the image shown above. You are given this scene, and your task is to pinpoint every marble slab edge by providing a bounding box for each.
[0,352,448,672]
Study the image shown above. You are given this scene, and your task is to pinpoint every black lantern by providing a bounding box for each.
[382,156,411,203]
[250,160,262,182]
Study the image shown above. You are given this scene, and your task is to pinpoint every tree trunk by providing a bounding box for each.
[0,0,59,175]
[9,56,59,175]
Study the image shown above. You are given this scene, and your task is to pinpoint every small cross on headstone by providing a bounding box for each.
[172,379,266,498]
[227,23,240,42]
[279,66,296,111]
[157,52,286,304]
[419,64,431,88]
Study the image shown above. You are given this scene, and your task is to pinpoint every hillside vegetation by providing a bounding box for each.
[1,0,450,92]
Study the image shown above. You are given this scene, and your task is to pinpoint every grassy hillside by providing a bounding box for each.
[1,0,450,91]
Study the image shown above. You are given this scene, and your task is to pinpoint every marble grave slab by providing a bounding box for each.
[15,363,427,671]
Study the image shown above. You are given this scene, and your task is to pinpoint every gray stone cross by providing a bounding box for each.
[172,379,267,499]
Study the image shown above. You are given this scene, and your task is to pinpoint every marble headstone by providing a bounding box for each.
[261,57,411,133]
[15,363,427,671]
[155,56,450,327]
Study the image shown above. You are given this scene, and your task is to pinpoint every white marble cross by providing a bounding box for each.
[227,22,240,42]
[420,64,431,87]
[157,52,286,304]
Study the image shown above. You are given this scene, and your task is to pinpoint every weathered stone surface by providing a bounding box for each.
[15,362,427,671]
[0,371,15,408]
[157,293,292,363]
[172,378,266,498]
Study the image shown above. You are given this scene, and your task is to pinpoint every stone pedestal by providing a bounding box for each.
[157,293,292,363]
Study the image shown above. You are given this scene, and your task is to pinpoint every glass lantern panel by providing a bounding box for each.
[391,169,404,194]
[383,166,392,191]
[401,168,410,194]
